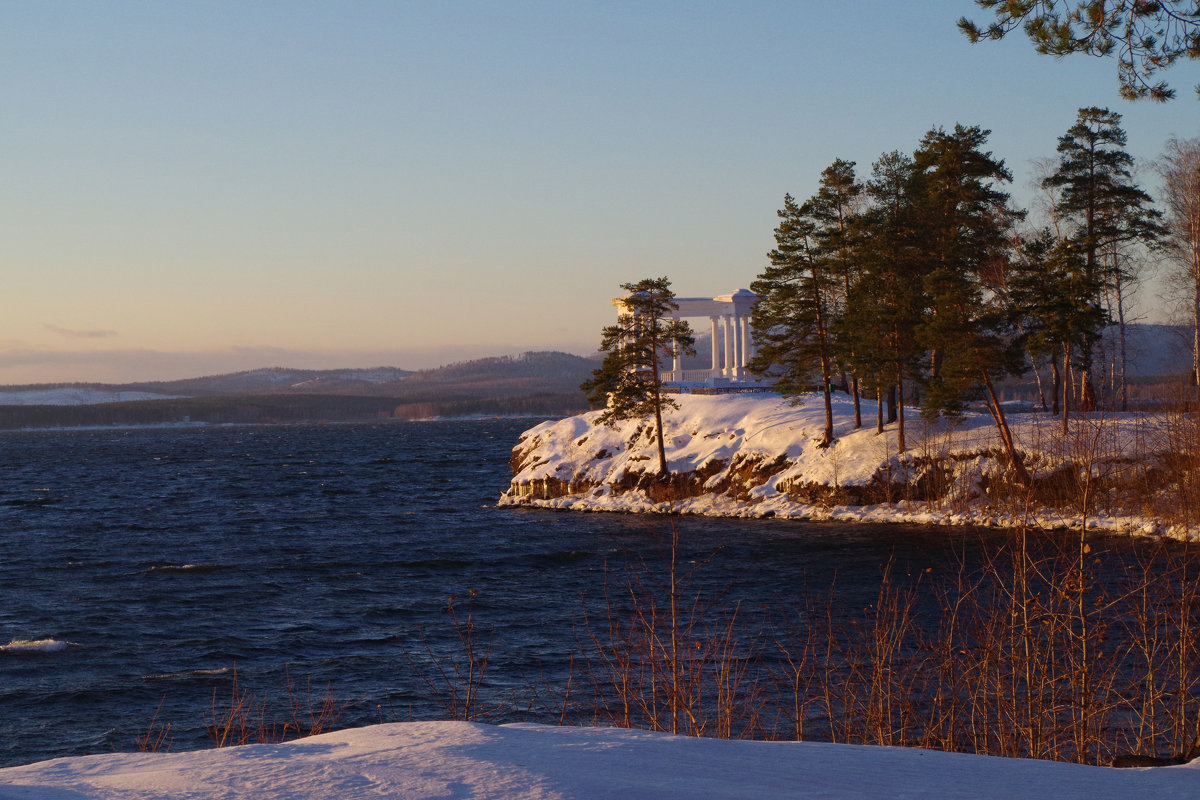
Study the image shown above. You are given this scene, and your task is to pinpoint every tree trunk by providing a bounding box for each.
[650,318,669,477]
[851,375,862,429]
[820,355,834,448]
[1031,357,1048,412]
[1050,358,1061,417]
[981,370,1031,488]
[896,379,906,454]
[1062,347,1071,436]
[876,382,884,435]
[653,396,668,477]
[1193,270,1199,404]
[1079,354,1097,411]
[1115,270,1129,412]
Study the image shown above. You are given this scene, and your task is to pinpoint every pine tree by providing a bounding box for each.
[837,151,924,453]
[900,124,1031,485]
[909,124,1019,417]
[749,193,842,447]
[810,159,865,429]
[1009,230,1109,433]
[580,277,695,476]
[959,1,1200,101]
[1043,106,1163,409]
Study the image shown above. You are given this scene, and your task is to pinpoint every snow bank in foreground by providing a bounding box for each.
[499,392,1182,536]
[2,721,1198,800]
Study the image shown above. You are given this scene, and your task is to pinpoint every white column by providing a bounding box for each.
[740,315,752,371]
[731,314,742,376]
[710,316,720,374]
[671,337,681,377]
[722,315,734,376]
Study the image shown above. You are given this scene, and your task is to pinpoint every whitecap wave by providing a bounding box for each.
[1,638,72,653]
[142,667,232,680]
[146,564,228,574]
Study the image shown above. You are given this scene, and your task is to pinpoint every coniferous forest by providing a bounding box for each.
[747,110,1199,466]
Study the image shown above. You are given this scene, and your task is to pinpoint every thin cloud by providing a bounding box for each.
[45,324,118,340]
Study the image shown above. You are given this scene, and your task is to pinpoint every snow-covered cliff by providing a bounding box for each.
[498,392,1183,533]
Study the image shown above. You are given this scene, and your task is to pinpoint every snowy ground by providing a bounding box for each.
[499,392,1182,536]
[2,721,1199,800]
[0,388,180,406]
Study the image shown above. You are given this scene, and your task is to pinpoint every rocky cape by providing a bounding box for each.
[498,392,1193,535]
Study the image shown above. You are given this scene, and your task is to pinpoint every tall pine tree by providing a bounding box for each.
[580,277,695,477]
[906,124,1030,484]
[809,160,862,257]
[810,159,865,429]
[1009,230,1108,433]
[749,193,841,447]
[838,151,923,453]
[1042,106,1163,410]
[909,124,1020,418]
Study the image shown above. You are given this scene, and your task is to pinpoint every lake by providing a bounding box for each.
[0,419,1094,766]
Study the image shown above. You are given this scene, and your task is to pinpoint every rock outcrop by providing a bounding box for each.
[498,392,1189,533]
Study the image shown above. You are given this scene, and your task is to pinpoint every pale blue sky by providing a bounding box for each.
[2,1,1196,383]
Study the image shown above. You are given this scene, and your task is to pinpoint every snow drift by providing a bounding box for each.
[2,721,1199,800]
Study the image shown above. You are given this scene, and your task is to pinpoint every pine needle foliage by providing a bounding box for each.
[581,277,695,476]
[1041,106,1164,410]
[959,1,1200,101]
[749,185,848,448]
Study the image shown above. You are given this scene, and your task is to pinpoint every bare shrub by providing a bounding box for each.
[405,589,513,722]
[280,667,345,739]
[580,523,765,738]
[136,665,346,750]
[135,697,173,753]
[204,666,276,748]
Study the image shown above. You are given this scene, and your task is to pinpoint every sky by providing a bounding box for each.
[1,1,1197,385]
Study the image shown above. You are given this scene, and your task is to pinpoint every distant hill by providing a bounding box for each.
[0,367,415,402]
[1106,323,1193,379]
[116,366,416,397]
[0,351,597,428]
[3,323,1186,430]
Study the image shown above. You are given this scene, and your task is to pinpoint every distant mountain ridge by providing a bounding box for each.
[0,323,1188,429]
[0,367,415,400]
[0,351,597,427]
[0,351,598,401]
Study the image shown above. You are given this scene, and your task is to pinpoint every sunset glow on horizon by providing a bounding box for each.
[3,1,1196,384]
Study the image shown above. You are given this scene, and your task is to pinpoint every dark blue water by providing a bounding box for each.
[0,419,972,767]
